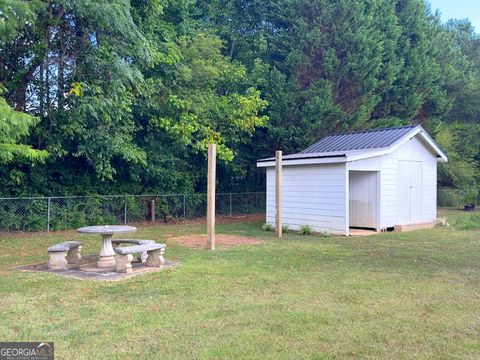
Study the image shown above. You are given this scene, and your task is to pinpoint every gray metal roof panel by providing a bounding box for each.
[301,125,418,153]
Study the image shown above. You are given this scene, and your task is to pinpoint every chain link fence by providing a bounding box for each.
[1,189,476,232]
[0,192,266,232]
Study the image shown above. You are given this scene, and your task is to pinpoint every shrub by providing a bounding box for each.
[282,224,289,233]
[461,189,479,205]
[299,224,313,235]
[262,223,275,231]
[454,212,480,230]
[437,189,462,208]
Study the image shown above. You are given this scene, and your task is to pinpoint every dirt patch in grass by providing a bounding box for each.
[170,234,263,248]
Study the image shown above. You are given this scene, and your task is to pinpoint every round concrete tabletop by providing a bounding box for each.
[76,225,137,235]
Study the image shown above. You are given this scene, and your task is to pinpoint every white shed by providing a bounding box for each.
[257,125,447,236]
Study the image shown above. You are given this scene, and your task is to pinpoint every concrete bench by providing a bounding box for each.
[112,239,155,263]
[48,241,83,270]
[114,243,166,273]
[111,239,155,246]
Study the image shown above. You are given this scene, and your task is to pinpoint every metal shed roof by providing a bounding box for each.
[257,125,448,166]
[301,125,417,153]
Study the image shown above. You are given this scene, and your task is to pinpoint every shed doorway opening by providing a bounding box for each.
[349,171,379,230]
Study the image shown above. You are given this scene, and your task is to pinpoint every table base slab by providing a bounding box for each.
[97,255,116,268]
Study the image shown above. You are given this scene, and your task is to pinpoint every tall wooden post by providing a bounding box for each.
[150,200,155,222]
[275,150,282,238]
[207,144,216,250]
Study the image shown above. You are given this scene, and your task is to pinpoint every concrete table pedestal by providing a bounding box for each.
[97,233,116,268]
[76,225,137,268]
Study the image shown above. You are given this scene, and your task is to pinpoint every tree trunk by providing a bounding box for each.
[39,62,44,115]
[15,79,27,111]
[45,0,51,114]
[57,6,65,108]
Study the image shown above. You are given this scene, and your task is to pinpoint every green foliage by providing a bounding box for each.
[282,224,289,233]
[0,94,47,163]
[454,212,480,230]
[436,123,480,188]
[0,0,479,195]
[432,18,480,189]
[69,83,147,180]
[437,190,464,208]
[163,32,268,161]
[262,223,274,232]
[299,224,313,236]
[49,197,122,230]
[0,198,47,231]
[0,0,44,42]
[461,190,479,205]
[442,19,480,125]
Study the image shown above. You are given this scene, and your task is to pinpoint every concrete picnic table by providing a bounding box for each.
[76,225,137,268]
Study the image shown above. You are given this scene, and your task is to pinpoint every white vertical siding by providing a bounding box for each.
[380,156,398,228]
[380,136,438,227]
[266,164,347,235]
[422,152,437,221]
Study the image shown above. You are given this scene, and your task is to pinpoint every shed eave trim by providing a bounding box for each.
[256,156,347,167]
[419,131,448,162]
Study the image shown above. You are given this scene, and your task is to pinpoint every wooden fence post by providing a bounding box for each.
[276,150,282,238]
[150,199,155,222]
[207,144,216,250]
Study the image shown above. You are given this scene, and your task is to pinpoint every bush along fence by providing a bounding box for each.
[0,192,266,232]
[437,189,479,209]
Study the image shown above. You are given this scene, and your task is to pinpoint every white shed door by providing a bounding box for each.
[398,161,422,223]
[349,171,377,228]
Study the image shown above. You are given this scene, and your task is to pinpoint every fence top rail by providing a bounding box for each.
[0,192,266,201]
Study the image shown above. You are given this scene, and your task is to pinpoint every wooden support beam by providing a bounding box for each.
[207,144,216,250]
[275,150,282,238]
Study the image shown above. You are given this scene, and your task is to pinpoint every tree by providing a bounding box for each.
[134,32,268,192]
[0,0,479,195]
[436,123,480,188]
[0,1,47,164]
[0,0,268,194]
[195,0,478,191]
[0,92,47,163]
[0,0,158,181]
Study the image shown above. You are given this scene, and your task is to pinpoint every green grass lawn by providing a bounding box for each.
[0,210,479,359]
